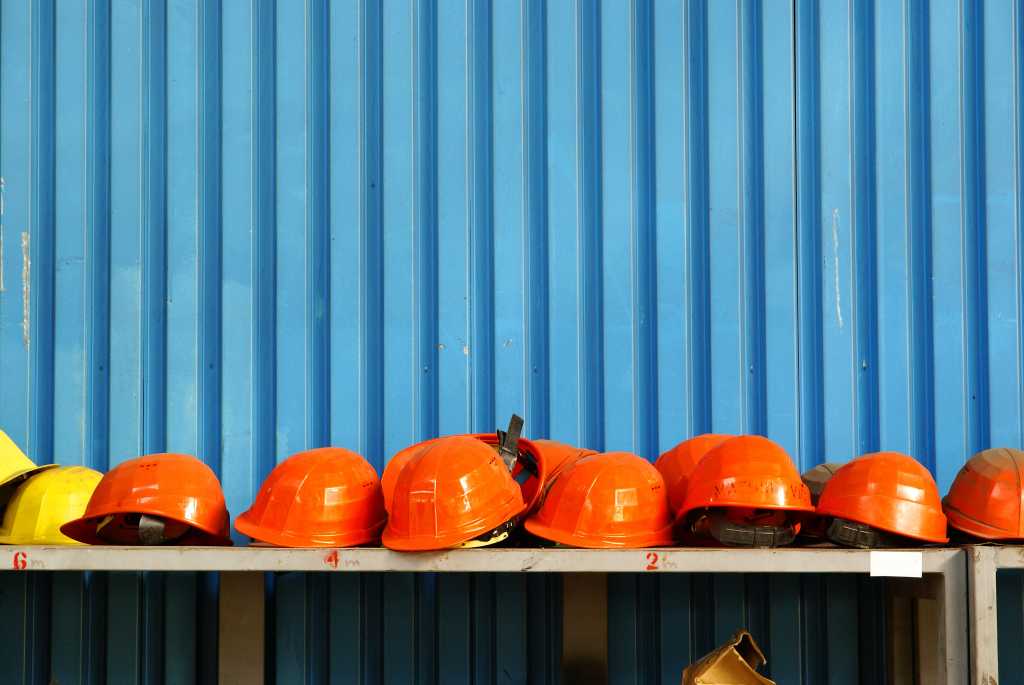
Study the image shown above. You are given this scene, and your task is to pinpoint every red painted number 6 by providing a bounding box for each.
[645,551,659,571]
[12,551,26,570]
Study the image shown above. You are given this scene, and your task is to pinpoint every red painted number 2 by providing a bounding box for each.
[12,551,27,570]
[323,551,339,569]
[644,551,659,571]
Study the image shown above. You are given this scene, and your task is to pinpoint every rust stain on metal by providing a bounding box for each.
[520,552,541,571]
[21,232,30,348]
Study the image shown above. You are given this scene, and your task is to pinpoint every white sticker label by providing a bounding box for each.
[869,551,923,578]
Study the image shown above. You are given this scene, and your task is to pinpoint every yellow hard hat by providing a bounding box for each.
[0,430,57,501]
[0,466,103,545]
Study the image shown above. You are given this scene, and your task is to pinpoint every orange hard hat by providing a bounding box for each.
[381,422,551,515]
[943,448,1024,540]
[61,453,231,545]
[524,452,673,548]
[382,435,526,551]
[816,451,948,546]
[679,436,813,516]
[234,447,386,547]
[677,435,812,547]
[381,434,499,512]
[380,432,499,511]
[655,434,732,513]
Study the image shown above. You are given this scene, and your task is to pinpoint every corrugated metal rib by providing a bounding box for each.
[739,0,766,437]
[2,0,1024,682]
[524,0,549,441]
[414,0,439,444]
[683,0,711,437]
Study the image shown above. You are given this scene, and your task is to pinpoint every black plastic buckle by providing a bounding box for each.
[497,414,525,473]
[707,513,797,548]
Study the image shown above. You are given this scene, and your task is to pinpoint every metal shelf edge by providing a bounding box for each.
[0,546,962,574]
[987,544,1024,568]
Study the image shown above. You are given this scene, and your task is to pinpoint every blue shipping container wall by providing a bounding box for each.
[1,0,1023,682]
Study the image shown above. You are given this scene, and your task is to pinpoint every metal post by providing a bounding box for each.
[936,551,969,685]
[967,546,998,685]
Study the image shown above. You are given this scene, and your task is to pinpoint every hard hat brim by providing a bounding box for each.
[523,517,674,549]
[815,497,949,544]
[943,498,1023,541]
[382,503,526,551]
[234,513,385,548]
[60,508,233,546]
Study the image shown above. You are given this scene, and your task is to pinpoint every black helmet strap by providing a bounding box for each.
[497,414,525,473]
[826,518,905,549]
[705,512,797,548]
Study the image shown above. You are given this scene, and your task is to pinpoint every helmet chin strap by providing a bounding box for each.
[138,514,168,545]
[496,414,525,473]
[95,513,188,545]
[826,518,905,549]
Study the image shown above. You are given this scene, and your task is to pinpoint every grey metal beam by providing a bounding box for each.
[0,546,963,574]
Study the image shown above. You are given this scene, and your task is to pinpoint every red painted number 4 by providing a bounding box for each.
[323,551,339,569]
[12,551,27,570]
[644,551,659,571]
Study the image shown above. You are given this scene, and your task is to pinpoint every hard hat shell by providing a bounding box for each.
[0,431,58,506]
[524,452,674,548]
[943,448,1024,540]
[677,435,814,521]
[816,451,948,544]
[0,466,102,545]
[61,453,231,545]
[381,433,551,514]
[382,440,437,512]
[655,434,733,514]
[235,447,386,548]
[382,436,526,551]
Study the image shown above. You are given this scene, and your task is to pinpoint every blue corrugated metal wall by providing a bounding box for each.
[0,0,1021,682]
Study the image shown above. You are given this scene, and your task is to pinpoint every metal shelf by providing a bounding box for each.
[0,544,961,573]
[1,545,968,685]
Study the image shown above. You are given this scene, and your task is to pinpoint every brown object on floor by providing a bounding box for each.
[680,630,776,685]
